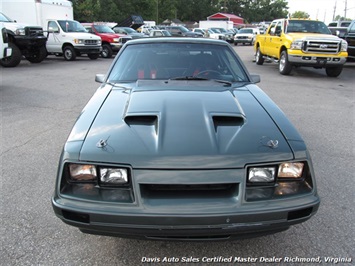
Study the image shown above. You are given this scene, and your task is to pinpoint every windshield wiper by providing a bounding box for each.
[170,76,209,81]
[170,76,232,86]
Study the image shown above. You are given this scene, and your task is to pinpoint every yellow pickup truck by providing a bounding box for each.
[254,18,348,77]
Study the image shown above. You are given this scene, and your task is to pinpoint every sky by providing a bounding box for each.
[286,0,355,24]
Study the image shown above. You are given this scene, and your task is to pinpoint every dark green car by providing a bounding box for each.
[52,38,320,241]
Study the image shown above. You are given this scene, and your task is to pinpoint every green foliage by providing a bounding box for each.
[291,11,310,19]
[70,0,288,25]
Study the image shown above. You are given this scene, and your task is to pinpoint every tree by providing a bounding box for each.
[291,11,310,19]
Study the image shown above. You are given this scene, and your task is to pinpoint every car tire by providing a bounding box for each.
[26,45,47,63]
[255,47,264,65]
[88,53,99,60]
[325,66,343,77]
[0,42,22,67]
[63,46,76,61]
[279,50,292,75]
[234,42,238,46]
[101,44,113,58]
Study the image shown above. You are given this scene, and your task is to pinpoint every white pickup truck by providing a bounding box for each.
[0,22,12,60]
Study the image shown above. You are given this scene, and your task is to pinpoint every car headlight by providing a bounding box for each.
[100,168,128,185]
[15,28,26,36]
[248,167,276,183]
[340,40,348,52]
[68,163,129,185]
[278,162,304,179]
[113,38,120,42]
[74,39,85,44]
[290,39,303,50]
[69,164,97,181]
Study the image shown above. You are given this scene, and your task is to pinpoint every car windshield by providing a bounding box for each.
[107,42,248,84]
[124,27,137,34]
[286,20,331,34]
[94,25,115,33]
[0,12,13,22]
[239,29,253,34]
[58,20,87,33]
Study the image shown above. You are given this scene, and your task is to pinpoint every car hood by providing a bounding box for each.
[79,81,294,169]
[287,33,342,41]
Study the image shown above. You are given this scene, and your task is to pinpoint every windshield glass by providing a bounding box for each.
[107,42,248,83]
[0,12,12,22]
[286,20,331,34]
[239,29,253,34]
[94,25,115,33]
[58,20,87,33]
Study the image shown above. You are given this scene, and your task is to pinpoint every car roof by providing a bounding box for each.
[123,37,229,46]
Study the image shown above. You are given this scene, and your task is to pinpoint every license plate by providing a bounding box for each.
[316,58,327,64]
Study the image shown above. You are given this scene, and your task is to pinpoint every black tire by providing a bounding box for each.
[279,50,292,75]
[234,42,238,46]
[255,47,264,65]
[0,42,22,67]
[26,45,47,63]
[88,53,99,60]
[63,46,76,61]
[101,44,113,58]
[325,66,343,77]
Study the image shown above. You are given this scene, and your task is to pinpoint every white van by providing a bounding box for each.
[1,0,101,61]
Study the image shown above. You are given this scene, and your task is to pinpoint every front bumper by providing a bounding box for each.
[288,50,347,66]
[52,194,320,241]
[74,45,102,54]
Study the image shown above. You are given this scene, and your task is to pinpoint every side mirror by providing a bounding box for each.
[48,27,59,33]
[250,74,261,83]
[270,28,275,35]
[95,74,105,83]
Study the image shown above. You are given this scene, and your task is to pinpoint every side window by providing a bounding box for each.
[268,21,277,35]
[275,21,282,35]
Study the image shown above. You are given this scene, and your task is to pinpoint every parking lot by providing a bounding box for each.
[1,45,354,265]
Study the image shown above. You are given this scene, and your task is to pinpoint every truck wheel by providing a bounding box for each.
[255,47,264,65]
[88,53,99,60]
[279,50,292,75]
[101,44,113,58]
[0,43,22,67]
[63,46,76,61]
[325,66,343,77]
[26,45,47,63]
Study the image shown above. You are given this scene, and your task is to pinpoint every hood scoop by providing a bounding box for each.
[212,115,245,153]
[124,115,159,152]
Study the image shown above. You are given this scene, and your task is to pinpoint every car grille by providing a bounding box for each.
[140,183,239,200]
[236,36,248,39]
[302,40,341,54]
[85,39,98,45]
[25,26,44,37]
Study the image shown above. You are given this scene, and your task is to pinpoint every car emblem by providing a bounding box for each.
[320,44,328,49]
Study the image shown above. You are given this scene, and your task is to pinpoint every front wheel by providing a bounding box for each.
[325,66,343,77]
[0,43,22,67]
[63,46,76,61]
[279,50,292,75]
[101,44,113,58]
[255,47,264,65]
[26,45,47,63]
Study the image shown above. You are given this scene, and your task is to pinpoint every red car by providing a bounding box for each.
[82,23,132,58]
